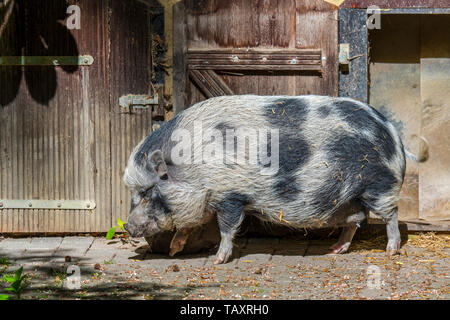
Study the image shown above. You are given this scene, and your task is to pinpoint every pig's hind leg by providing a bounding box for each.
[362,196,401,256]
[382,207,401,256]
[213,194,247,264]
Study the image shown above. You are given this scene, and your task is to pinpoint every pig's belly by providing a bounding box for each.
[245,199,364,228]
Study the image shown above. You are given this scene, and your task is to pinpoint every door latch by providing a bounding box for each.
[339,43,350,73]
[119,94,159,113]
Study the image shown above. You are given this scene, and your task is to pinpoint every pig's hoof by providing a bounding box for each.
[328,242,351,254]
[168,248,179,257]
[386,240,401,256]
[213,252,231,264]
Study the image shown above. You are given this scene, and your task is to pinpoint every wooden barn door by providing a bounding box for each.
[173,0,338,111]
[109,0,163,230]
[0,0,159,232]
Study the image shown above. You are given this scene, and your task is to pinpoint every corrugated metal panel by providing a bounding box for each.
[0,0,106,232]
[0,0,147,232]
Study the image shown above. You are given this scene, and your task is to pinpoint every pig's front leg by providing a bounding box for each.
[214,195,247,264]
[169,228,193,256]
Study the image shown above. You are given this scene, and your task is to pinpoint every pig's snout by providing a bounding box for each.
[123,223,141,237]
[123,223,134,235]
[124,219,160,238]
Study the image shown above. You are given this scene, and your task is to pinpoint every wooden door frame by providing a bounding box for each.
[339,8,450,228]
[338,7,450,103]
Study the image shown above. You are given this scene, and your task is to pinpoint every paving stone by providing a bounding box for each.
[0,237,31,260]
[236,239,277,266]
[304,240,335,256]
[247,237,280,246]
[9,237,63,266]
[271,240,308,265]
[176,254,208,269]
[236,253,272,267]
[51,236,94,263]
[25,237,62,255]
[81,238,126,264]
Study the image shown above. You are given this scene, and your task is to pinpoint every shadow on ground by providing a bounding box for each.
[1,262,220,300]
[130,231,408,263]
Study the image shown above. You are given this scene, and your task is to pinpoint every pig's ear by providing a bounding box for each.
[149,150,168,180]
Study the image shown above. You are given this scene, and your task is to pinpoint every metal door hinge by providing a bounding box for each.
[0,200,96,210]
[0,55,94,66]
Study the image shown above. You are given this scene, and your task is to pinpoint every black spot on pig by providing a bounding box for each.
[215,122,235,134]
[265,98,311,201]
[324,134,398,213]
[273,175,301,202]
[361,168,398,212]
[333,100,396,161]
[135,116,181,166]
[318,105,331,118]
[214,122,238,165]
[215,193,250,232]
[130,194,140,212]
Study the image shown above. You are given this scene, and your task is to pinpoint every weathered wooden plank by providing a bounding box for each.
[204,70,234,95]
[188,53,322,62]
[188,65,322,71]
[188,69,234,97]
[369,15,421,221]
[187,49,322,55]
[188,59,322,66]
[189,70,215,98]
[419,15,450,221]
[173,1,187,114]
[296,0,338,96]
[188,57,321,63]
[341,0,450,8]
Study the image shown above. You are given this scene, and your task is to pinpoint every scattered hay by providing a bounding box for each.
[350,235,387,253]
[407,232,450,254]
[350,232,450,256]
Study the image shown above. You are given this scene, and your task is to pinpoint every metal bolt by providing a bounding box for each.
[57,203,62,208]
[28,202,32,207]
[86,203,90,208]
[291,58,298,64]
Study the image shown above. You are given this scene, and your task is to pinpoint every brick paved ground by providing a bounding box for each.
[0,235,448,300]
